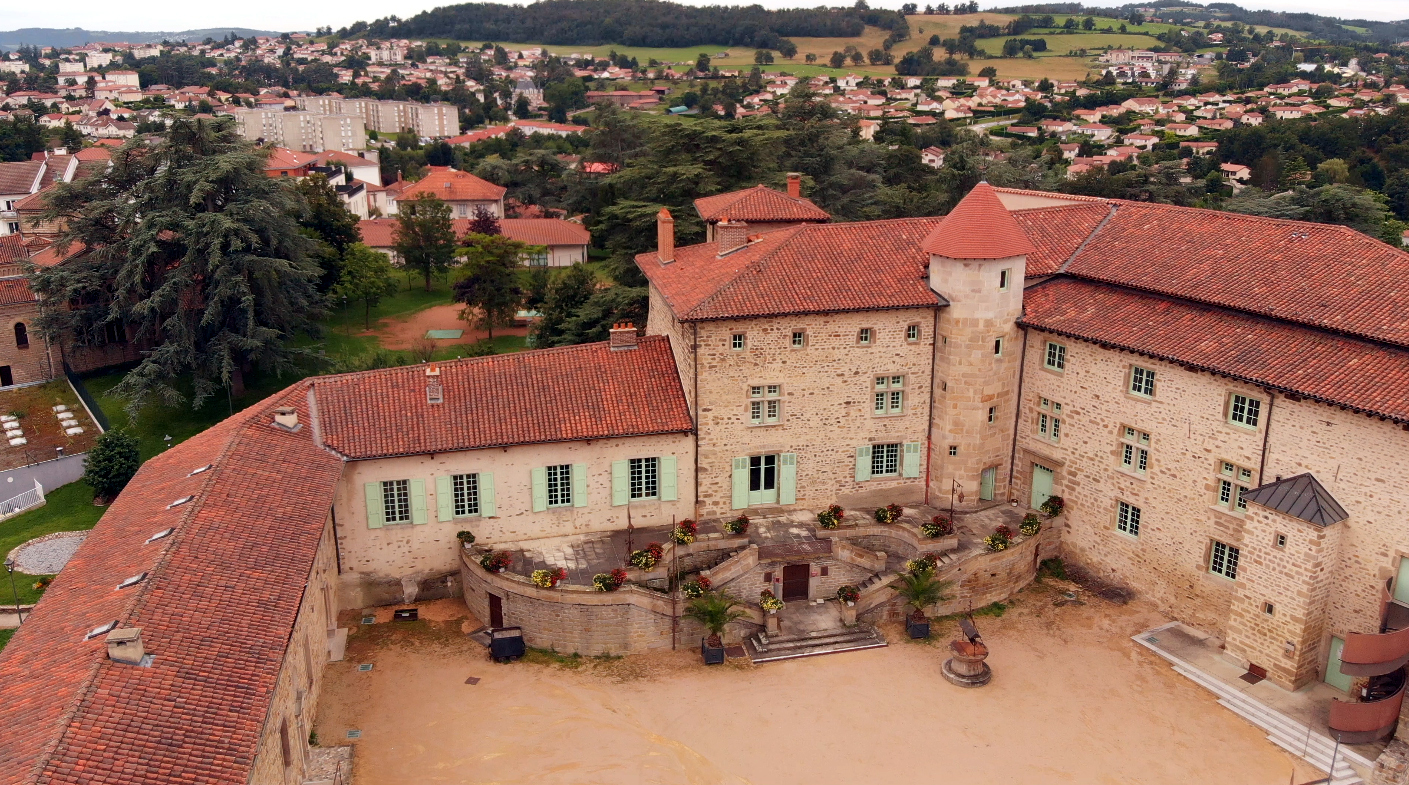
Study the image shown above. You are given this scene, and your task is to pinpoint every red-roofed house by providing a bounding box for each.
[359,217,590,266]
[393,167,506,218]
[691,176,830,242]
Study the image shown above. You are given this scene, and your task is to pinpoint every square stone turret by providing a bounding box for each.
[922,183,1036,508]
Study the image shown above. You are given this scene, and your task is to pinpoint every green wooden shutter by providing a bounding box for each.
[479,472,496,516]
[731,457,749,510]
[902,442,922,478]
[364,482,384,529]
[779,453,797,505]
[611,460,629,506]
[531,467,547,512]
[660,456,678,502]
[855,446,872,482]
[572,463,588,507]
[410,478,428,524]
[436,475,454,521]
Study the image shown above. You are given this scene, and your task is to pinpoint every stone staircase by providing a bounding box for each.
[1135,632,1372,785]
[747,624,887,663]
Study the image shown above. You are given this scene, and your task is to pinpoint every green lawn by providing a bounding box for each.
[0,627,13,652]
[0,482,104,607]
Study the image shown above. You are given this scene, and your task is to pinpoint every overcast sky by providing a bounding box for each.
[4,0,1404,36]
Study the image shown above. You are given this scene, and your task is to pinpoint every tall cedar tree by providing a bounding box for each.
[31,118,324,412]
[454,233,529,340]
[393,193,458,291]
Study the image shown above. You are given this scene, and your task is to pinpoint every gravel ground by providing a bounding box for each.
[8,531,89,574]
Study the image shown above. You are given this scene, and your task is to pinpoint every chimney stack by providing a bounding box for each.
[106,627,145,665]
[273,406,299,431]
[609,322,638,351]
[425,364,443,404]
[656,208,675,263]
[787,172,801,198]
[717,218,750,255]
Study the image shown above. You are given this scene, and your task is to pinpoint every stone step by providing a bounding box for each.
[749,627,887,664]
[756,628,880,653]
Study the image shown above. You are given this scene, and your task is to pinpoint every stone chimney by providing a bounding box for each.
[656,208,675,263]
[609,322,638,350]
[717,218,750,255]
[787,172,801,198]
[425,363,443,404]
[106,627,145,665]
[273,406,299,431]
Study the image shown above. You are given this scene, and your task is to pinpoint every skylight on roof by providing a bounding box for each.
[167,495,194,509]
[189,464,212,476]
[116,572,148,590]
[84,620,118,640]
[146,528,174,543]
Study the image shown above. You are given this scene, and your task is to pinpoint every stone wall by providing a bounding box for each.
[0,302,57,385]
[249,516,340,785]
[646,283,698,417]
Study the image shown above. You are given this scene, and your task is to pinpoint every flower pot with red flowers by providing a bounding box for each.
[874,503,903,524]
[817,504,844,529]
[921,516,954,538]
[479,551,512,573]
[672,519,698,545]
[592,568,629,592]
[836,584,860,605]
[723,515,750,535]
[682,575,712,598]
[531,568,567,588]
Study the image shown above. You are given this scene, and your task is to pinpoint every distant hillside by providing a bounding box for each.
[0,27,283,50]
[990,3,1409,44]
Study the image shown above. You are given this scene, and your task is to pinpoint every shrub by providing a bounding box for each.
[1020,513,1042,537]
[671,519,698,545]
[479,551,512,571]
[817,504,844,529]
[32,575,53,592]
[921,515,954,538]
[723,514,750,535]
[83,429,141,501]
[759,588,784,611]
[890,570,953,620]
[682,576,712,598]
[905,554,938,575]
[874,503,903,524]
[531,568,567,588]
[592,568,628,591]
[1040,495,1066,518]
[836,584,860,603]
[684,591,749,647]
[456,530,476,545]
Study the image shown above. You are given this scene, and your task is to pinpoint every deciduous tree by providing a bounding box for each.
[393,193,458,291]
[333,244,398,328]
[453,233,528,340]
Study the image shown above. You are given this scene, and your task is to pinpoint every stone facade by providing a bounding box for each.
[249,516,340,785]
[0,300,57,386]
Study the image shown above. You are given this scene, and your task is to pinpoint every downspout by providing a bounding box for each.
[692,321,700,522]
[1006,326,1030,503]
[924,307,940,506]
[1257,390,1275,485]
[330,504,342,575]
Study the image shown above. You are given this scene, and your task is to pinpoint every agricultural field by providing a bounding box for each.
[973,31,1173,57]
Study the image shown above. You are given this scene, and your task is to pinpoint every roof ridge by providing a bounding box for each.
[682,227,804,320]
[312,337,665,385]
[1056,203,1118,274]
[1104,198,1409,254]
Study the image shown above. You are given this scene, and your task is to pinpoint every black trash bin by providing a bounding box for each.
[490,626,526,662]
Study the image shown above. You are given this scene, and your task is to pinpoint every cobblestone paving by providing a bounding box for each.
[9,531,89,574]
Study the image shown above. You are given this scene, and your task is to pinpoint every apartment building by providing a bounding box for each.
[228,108,367,152]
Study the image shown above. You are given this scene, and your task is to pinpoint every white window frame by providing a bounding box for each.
[1117,500,1141,537]
[1037,398,1061,443]
[871,443,900,477]
[1209,540,1240,580]
[749,384,782,425]
[381,479,411,523]
[791,330,806,348]
[731,333,745,351]
[1228,393,1262,429]
[1044,341,1066,371]
[994,337,1004,356]
[629,456,659,500]
[1130,365,1155,397]
[873,375,904,415]
[546,464,573,507]
[1120,426,1150,475]
[988,406,996,423]
[999,268,1011,291]
[1216,460,1253,513]
[452,473,480,517]
[858,328,873,346]
[906,324,920,342]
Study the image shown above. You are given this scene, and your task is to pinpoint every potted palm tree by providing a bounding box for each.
[684,591,749,665]
[891,569,953,639]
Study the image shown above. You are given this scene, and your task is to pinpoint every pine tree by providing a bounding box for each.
[31,117,324,412]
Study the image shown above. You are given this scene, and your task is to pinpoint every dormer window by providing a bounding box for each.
[85,620,119,640]
[188,464,212,476]
[167,495,194,509]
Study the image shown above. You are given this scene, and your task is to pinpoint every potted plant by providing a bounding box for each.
[672,519,698,545]
[684,591,748,665]
[457,530,476,548]
[1040,495,1065,519]
[479,551,512,573]
[985,524,1014,552]
[629,542,664,570]
[904,554,938,574]
[836,584,860,605]
[874,503,903,524]
[1019,513,1042,537]
[592,568,628,592]
[817,504,844,529]
[531,568,567,588]
[921,516,954,538]
[682,575,712,598]
[759,588,784,613]
[891,568,953,639]
[723,514,750,535]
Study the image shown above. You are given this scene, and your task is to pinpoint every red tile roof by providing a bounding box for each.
[0,384,343,785]
[0,277,36,305]
[921,182,1037,259]
[0,161,42,194]
[0,234,27,265]
[395,167,506,203]
[638,218,945,322]
[1020,277,1409,424]
[358,218,589,249]
[27,241,85,268]
[263,146,312,171]
[73,147,111,162]
[312,337,692,459]
[692,185,830,224]
[1010,201,1111,276]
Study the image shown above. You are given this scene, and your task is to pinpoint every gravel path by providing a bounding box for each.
[8,531,89,574]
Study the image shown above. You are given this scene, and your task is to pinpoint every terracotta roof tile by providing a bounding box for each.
[0,277,36,305]
[1010,202,1111,276]
[921,182,1036,258]
[0,161,42,194]
[638,218,944,322]
[692,185,830,224]
[1020,278,1409,424]
[313,337,692,459]
[0,234,27,265]
[395,167,506,203]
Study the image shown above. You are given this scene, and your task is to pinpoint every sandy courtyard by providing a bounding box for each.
[317,586,1324,785]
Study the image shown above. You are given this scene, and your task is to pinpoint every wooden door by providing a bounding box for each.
[980,467,996,501]
[781,564,810,601]
[488,593,504,629]
[1030,464,1054,510]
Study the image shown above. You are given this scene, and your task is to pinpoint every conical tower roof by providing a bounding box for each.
[921,182,1036,259]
